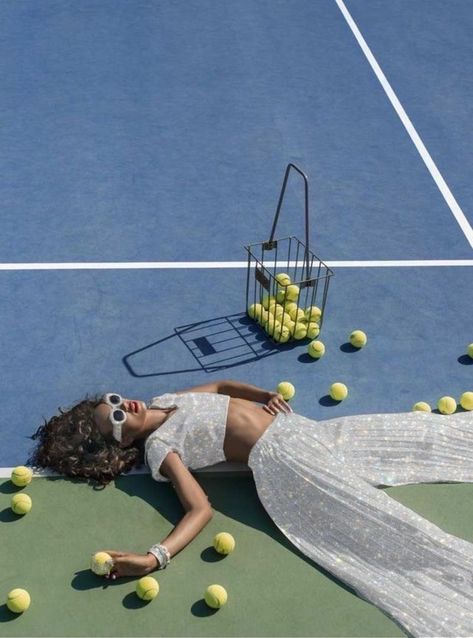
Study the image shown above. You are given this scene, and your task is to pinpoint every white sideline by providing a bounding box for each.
[335,0,473,250]
[0,463,251,480]
[0,260,472,270]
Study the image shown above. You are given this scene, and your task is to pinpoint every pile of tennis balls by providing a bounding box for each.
[91,531,235,609]
[5,466,33,614]
[247,272,325,354]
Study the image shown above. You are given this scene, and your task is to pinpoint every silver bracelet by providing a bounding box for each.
[147,544,171,570]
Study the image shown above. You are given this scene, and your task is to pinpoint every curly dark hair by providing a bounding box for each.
[27,396,145,488]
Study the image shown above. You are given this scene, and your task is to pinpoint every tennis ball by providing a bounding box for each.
[136,576,159,601]
[261,294,277,310]
[308,340,325,359]
[306,322,320,339]
[437,396,457,415]
[350,330,367,348]
[467,344,473,359]
[284,301,298,315]
[276,289,287,304]
[305,306,322,323]
[289,307,305,322]
[285,285,300,301]
[90,551,113,576]
[274,324,291,343]
[275,273,291,286]
[412,402,432,412]
[204,584,228,609]
[213,532,235,555]
[277,381,295,400]
[11,493,32,515]
[11,466,33,487]
[6,589,31,614]
[292,322,308,340]
[272,304,285,321]
[264,316,281,334]
[329,383,348,401]
[460,392,473,411]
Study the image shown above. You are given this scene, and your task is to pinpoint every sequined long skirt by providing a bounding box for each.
[248,410,473,638]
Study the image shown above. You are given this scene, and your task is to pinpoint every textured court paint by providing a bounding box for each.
[0,260,472,270]
[3,266,472,469]
[345,0,473,232]
[0,0,471,262]
[336,0,473,249]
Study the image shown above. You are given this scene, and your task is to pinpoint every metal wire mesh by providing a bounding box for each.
[244,164,334,344]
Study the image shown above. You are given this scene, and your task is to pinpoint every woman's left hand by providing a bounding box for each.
[101,550,156,580]
[263,392,293,416]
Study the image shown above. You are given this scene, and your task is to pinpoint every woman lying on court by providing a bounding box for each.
[29,379,473,638]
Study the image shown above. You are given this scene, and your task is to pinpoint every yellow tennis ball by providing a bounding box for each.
[261,294,277,310]
[275,273,291,286]
[213,532,235,555]
[467,344,473,359]
[329,383,348,401]
[460,392,473,411]
[136,576,159,601]
[306,322,320,339]
[289,307,305,322]
[11,466,33,487]
[284,301,298,315]
[412,402,432,412]
[350,330,367,348]
[204,584,228,609]
[90,551,113,576]
[264,317,281,334]
[305,306,321,323]
[272,304,285,321]
[258,309,269,326]
[247,303,263,321]
[437,396,457,415]
[292,322,308,340]
[276,289,287,304]
[285,285,300,301]
[11,493,32,515]
[274,324,291,343]
[277,381,295,400]
[7,589,31,614]
[308,340,325,359]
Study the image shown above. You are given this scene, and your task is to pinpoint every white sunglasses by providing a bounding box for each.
[101,393,127,442]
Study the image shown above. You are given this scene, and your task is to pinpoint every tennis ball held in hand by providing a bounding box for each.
[11,466,33,487]
[204,584,228,609]
[213,532,235,555]
[11,493,32,515]
[136,576,159,601]
[277,381,295,401]
[6,589,31,613]
[90,552,114,576]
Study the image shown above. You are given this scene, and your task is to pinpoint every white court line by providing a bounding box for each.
[335,0,473,251]
[0,464,250,479]
[0,260,472,270]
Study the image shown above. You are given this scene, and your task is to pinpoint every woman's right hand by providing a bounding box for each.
[263,392,293,416]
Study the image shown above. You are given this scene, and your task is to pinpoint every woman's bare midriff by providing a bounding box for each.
[222,397,276,464]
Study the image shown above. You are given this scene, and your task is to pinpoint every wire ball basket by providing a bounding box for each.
[244,164,334,344]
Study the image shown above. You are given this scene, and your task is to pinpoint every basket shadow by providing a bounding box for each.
[122,313,281,377]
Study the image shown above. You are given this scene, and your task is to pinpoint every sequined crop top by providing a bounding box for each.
[144,392,230,482]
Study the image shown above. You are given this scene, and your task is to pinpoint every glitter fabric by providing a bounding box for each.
[144,392,229,482]
[249,410,473,638]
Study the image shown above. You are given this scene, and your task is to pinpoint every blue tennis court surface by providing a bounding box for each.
[1,0,472,467]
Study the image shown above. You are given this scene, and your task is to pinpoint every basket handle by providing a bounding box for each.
[264,163,311,281]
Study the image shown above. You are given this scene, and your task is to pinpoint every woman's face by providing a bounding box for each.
[93,398,148,448]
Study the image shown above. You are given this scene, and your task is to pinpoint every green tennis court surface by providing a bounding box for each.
[2,474,473,636]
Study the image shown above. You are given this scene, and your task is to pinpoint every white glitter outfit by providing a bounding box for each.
[146,393,473,637]
[249,410,473,638]
[144,392,230,482]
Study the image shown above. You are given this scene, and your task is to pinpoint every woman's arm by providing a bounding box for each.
[218,380,271,404]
